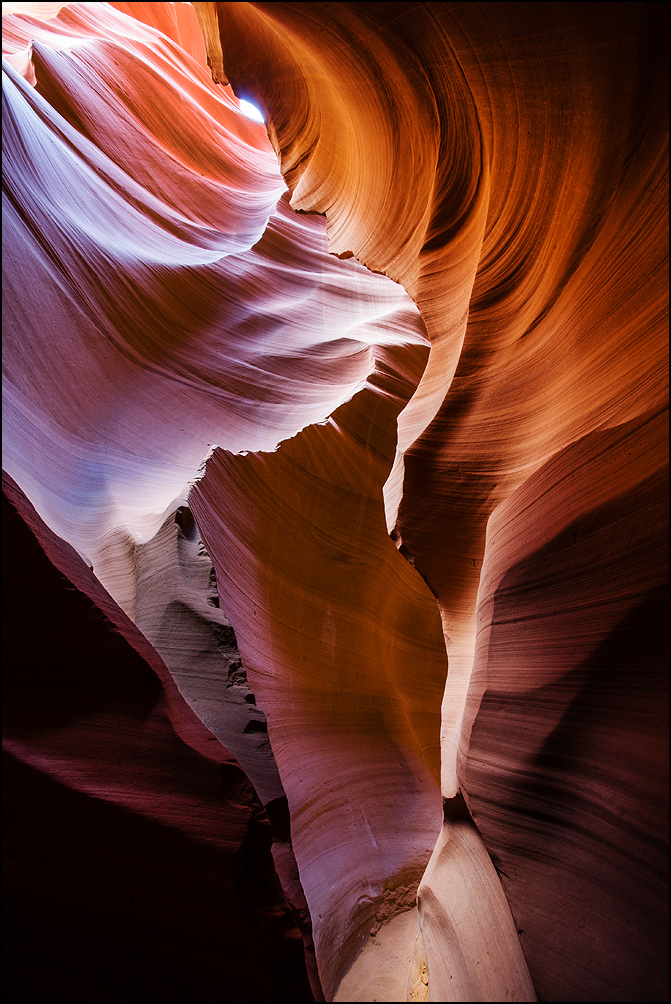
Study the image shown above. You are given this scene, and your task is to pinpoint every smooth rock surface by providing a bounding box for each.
[2,2,668,1001]
[3,471,313,1002]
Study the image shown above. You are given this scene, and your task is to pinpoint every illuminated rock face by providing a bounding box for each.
[190,382,448,998]
[2,2,668,1003]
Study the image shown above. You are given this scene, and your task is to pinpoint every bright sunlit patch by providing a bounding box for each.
[239,98,265,123]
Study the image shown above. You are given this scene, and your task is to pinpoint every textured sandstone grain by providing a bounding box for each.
[3,1,668,1001]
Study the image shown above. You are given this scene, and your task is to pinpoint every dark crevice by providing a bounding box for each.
[442,791,474,825]
[171,506,323,1000]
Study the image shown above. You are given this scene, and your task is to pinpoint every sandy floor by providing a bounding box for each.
[333,908,420,1002]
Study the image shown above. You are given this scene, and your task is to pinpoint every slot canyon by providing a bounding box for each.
[2,2,668,1002]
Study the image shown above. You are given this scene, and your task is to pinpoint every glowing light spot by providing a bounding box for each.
[239,99,265,123]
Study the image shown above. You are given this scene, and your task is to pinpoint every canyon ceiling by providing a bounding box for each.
[2,2,668,1002]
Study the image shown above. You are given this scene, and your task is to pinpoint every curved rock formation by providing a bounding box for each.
[195,4,667,1000]
[3,0,426,608]
[190,379,448,998]
[2,2,668,1002]
[3,471,313,1003]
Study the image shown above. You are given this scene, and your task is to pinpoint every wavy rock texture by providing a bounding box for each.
[196,3,667,1000]
[130,500,325,997]
[3,471,313,1003]
[190,379,448,999]
[2,0,426,610]
[3,2,433,1000]
[2,2,669,1003]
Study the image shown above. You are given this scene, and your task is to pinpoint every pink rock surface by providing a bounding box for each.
[3,2,668,1001]
[3,471,313,1002]
[2,1,425,609]
[190,378,448,999]
[197,4,667,998]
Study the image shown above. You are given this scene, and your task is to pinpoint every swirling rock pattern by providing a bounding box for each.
[2,0,425,610]
[197,3,667,1000]
[2,2,668,1002]
[3,471,313,1002]
[190,378,448,999]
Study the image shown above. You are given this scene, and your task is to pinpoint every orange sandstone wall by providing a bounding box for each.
[2,2,668,1002]
[196,2,668,1000]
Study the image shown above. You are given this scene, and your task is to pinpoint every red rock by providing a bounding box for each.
[2,1,668,1001]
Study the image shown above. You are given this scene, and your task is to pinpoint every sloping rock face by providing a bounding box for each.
[3,472,314,1003]
[2,2,668,1003]
[190,381,448,998]
[195,3,667,1001]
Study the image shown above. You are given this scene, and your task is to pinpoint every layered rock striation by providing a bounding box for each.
[3,471,314,1002]
[3,2,668,1002]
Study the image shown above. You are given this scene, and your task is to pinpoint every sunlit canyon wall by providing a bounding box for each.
[2,2,668,1002]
